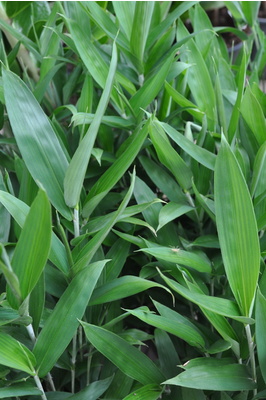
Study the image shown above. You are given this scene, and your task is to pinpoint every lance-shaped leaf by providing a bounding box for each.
[140,247,211,273]
[163,358,256,391]
[64,42,117,208]
[82,122,149,218]
[0,190,68,274]
[214,136,260,316]
[255,288,266,385]
[149,120,192,190]
[33,259,108,377]
[89,276,172,305]
[3,69,71,220]
[0,332,36,376]
[159,271,252,324]
[7,189,51,309]
[125,307,205,349]
[0,381,42,398]
[81,322,165,385]
[123,384,163,400]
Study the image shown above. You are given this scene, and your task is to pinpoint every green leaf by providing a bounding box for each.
[149,120,192,190]
[130,2,154,71]
[81,322,165,385]
[89,276,172,305]
[164,81,204,123]
[0,381,42,398]
[214,136,260,316]
[126,306,205,349]
[3,69,71,220]
[33,260,109,377]
[112,2,136,41]
[158,271,252,324]
[255,288,266,384]
[0,332,36,376]
[73,170,136,274]
[157,202,193,231]
[64,42,117,208]
[7,189,51,309]
[129,51,174,117]
[122,384,163,400]
[0,190,68,274]
[160,121,216,171]
[82,121,149,218]
[164,358,256,391]
[140,247,211,274]
[67,375,113,400]
[176,19,216,129]
[240,85,266,146]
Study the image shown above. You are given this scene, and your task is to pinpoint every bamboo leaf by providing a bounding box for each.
[158,271,252,324]
[164,358,256,391]
[130,2,154,71]
[64,42,117,208]
[149,120,192,190]
[67,375,113,400]
[89,276,172,305]
[140,247,211,274]
[0,332,36,376]
[214,136,260,316]
[157,202,194,231]
[7,189,51,309]
[0,190,68,275]
[73,170,135,274]
[126,307,205,349]
[33,260,109,377]
[160,121,216,171]
[3,69,71,220]
[82,121,149,218]
[240,85,266,146]
[255,288,266,385]
[81,322,165,385]
[0,381,42,398]
[122,384,163,400]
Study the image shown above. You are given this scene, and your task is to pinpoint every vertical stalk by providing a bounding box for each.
[33,375,48,400]
[71,205,80,393]
[245,324,257,396]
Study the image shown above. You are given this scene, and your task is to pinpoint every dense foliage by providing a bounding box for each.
[0,1,266,399]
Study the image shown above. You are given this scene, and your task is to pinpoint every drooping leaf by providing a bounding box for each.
[81,322,165,385]
[164,358,256,391]
[0,332,36,376]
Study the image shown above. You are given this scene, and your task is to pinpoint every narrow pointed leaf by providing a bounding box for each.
[89,276,172,305]
[0,190,68,274]
[164,359,256,391]
[81,322,165,385]
[7,189,51,309]
[140,247,211,273]
[214,136,260,316]
[160,121,216,170]
[159,271,252,324]
[33,260,108,377]
[73,170,135,274]
[82,122,149,218]
[158,202,193,231]
[64,42,117,208]
[122,384,162,400]
[255,288,266,384]
[3,69,71,220]
[0,381,42,398]
[0,332,36,376]
[126,307,205,349]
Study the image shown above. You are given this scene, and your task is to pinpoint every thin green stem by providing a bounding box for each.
[245,324,257,396]
[34,375,48,400]
[71,331,77,393]
[74,206,80,238]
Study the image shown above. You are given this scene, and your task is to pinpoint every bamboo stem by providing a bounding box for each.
[245,324,257,396]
